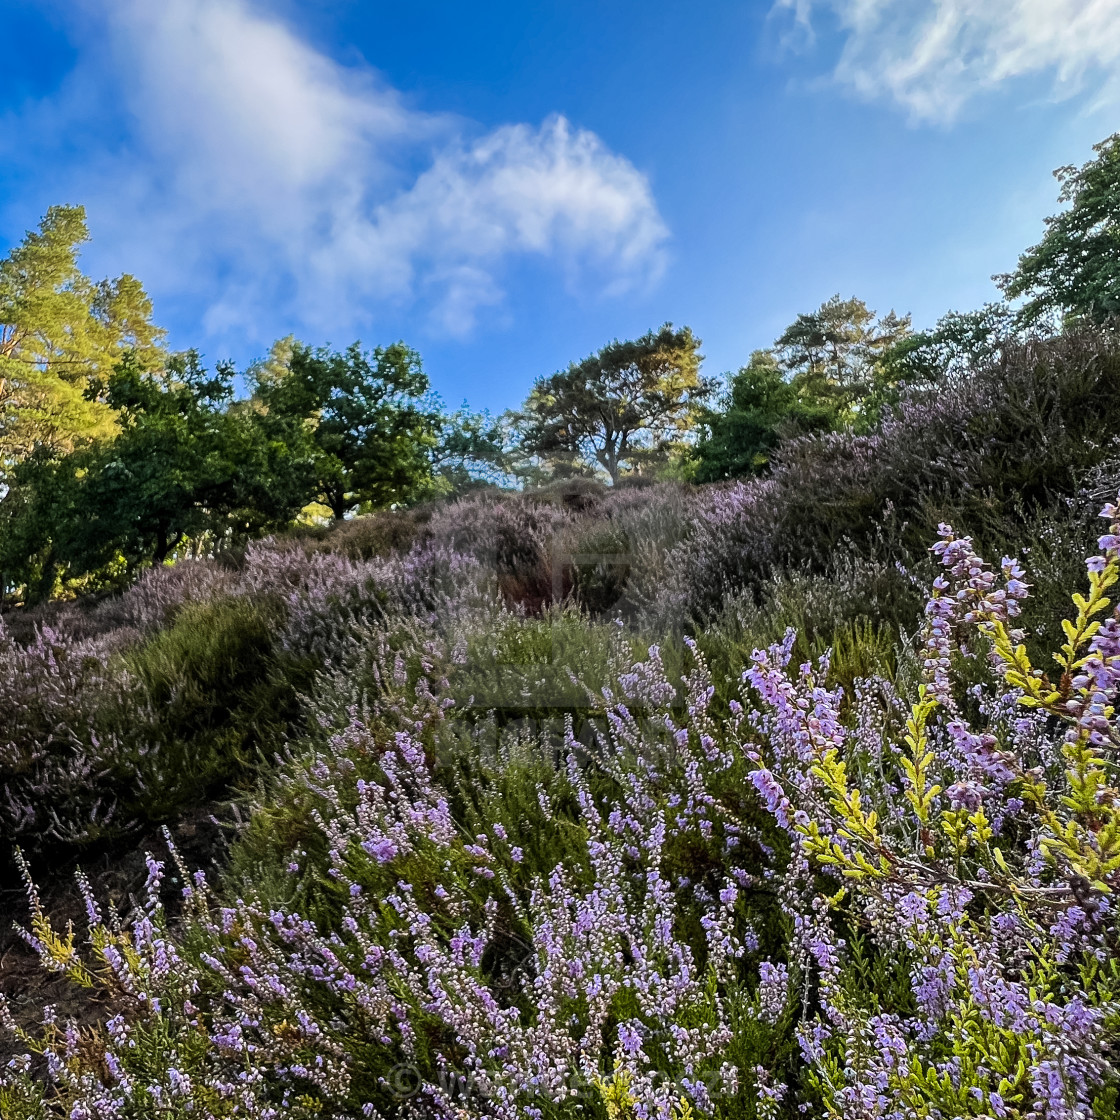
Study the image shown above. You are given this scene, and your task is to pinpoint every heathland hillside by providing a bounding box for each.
[3,136,1120,1120]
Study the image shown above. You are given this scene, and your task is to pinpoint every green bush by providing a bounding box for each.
[449,606,637,724]
[116,594,303,821]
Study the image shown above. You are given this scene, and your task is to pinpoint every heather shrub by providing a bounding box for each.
[273,483,694,630]
[1006,473,1120,657]
[523,476,608,513]
[275,548,492,680]
[1,621,781,1119]
[448,606,637,722]
[425,493,576,611]
[0,620,138,849]
[95,556,241,635]
[696,550,920,706]
[310,507,433,561]
[0,578,306,853]
[565,523,634,616]
[5,501,1120,1118]
[415,484,693,623]
[226,604,635,907]
[677,330,1120,620]
[667,477,781,621]
[6,325,1120,1120]
[587,483,696,626]
[740,501,1120,1120]
[115,595,301,818]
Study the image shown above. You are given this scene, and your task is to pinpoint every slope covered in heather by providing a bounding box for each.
[2,319,1120,1118]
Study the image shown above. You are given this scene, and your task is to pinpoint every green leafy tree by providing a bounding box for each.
[868,302,1020,424]
[0,450,85,602]
[690,350,837,480]
[250,339,440,519]
[690,298,912,481]
[1,353,315,600]
[774,294,911,420]
[431,406,510,493]
[999,132,1120,326]
[0,205,164,464]
[516,324,714,485]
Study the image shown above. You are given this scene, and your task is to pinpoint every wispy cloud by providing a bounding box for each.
[1,0,668,341]
[775,0,1120,122]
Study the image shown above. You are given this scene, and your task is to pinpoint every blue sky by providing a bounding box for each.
[2,0,1119,412]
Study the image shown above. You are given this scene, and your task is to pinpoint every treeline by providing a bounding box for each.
[0,211,505,602]
[2,131,1119,603]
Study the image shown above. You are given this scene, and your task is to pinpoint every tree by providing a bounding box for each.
[869,302,1021,423]
[516,324,714,485]
[431,407,510,494]
[999,132,1120,326]
[0,353,315,600]
[250,339,440,519]
[0,205,164,465]
[688,299,913,482]
[690,350,837,480]
[0,450,84,602]
[774,295,911,420]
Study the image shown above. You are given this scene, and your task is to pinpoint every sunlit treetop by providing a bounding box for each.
[0,205,165,461]
[1000,132,1120,327]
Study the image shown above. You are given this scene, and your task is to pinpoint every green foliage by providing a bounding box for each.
[870,303,1018,415]
[449,606,636,723]
[516,324,715,484]
[1,352,314,599]
[306,506,431,560]
[250,336,441,518]
[698,555,911,705]
[568,523,634,615]
[436,715,592,892]
[1,329,451,601]
[774,294,911,421]
[0,205,164,464]
[1000,131,1120,326]
[777,528,1120,1120]
[119,595,301,816]
[691,350,836,480]
[690,297,911,481]
[0,590,301,853]
[432,405,511,494]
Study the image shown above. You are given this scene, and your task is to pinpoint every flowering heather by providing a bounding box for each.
[673,328,1120,621]
[3,434,1120,1116]
[0,618,139,845]
[0,627,755,1118]
[740,494,1120,1120]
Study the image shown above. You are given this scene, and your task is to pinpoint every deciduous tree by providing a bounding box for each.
[516,324,713,485]
[250,339,440,518]
[689,299,912,481]
[1,353,315,600]
[690,350,836,480]
[999,132,1120,326]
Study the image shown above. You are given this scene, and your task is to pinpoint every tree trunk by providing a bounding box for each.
[600,435,621,485]
[30,549,57,605]
[154,524,171,564]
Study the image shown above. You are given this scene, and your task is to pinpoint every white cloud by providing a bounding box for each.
[3,0,667,339]
[776,0,1120,122]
